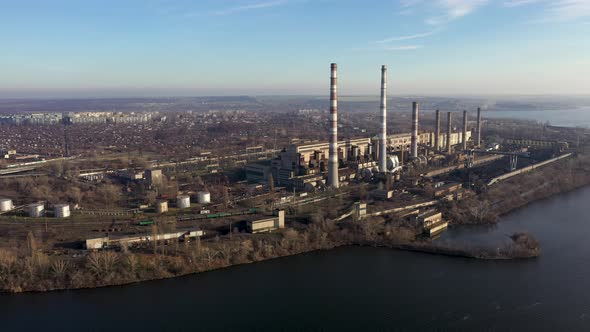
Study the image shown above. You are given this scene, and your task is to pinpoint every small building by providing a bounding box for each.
[119,169,144,181]
[0,198,13,212]
[54,204,71,218]
[197,191,211,204]
[176,195,191,209]
[371,189,393,201]
[353,201,367,220]
[433,182,462,198]
[145,169,163,186]
[0,148,16,159]
[156,200,168,213]
[416,210,449,237]
[247,210,285,234]
[27,203,45,217]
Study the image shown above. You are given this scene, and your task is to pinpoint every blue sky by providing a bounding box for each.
[0,0,589,97]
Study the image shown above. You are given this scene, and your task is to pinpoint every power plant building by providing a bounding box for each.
[246,130,471,188]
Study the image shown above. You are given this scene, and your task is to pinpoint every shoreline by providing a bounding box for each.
[2,156,587,294]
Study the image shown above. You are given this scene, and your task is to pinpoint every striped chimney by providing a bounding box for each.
[447,112,453,153]
[328,63,339,188]
[462,110,468,150]
[476,107,482,147]
[411,102,419,158]
[435,109,441,150]
[379,65,388,173]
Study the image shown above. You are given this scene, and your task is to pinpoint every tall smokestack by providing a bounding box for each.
[462,110,468,150]
[379,65,387,173]
[328,63,339,188]
[411,102,419,158]
[447,112,452,154]
[476,107,482,147]
[435,110,440,150]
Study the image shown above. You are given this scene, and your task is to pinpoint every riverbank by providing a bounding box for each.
[446,150,590,225]
[1,151,587,293]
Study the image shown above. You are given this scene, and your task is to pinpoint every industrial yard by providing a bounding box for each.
[0,64,588,292]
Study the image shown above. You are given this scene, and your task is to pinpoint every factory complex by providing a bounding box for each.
[0,63,581,257]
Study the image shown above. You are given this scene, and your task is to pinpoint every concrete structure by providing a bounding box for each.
[120,169,144,181]
[27,203,44,217]
[353,201,367,220]
[379,65,388,173]
[246,129,471,188]
[372,189,393,200]
[417,210,449,237]
[156,200,168,213]
[435,110,441,150]
[54,204,71,218]
[433,182,462,198]
[505,139,569,150]
[462,110,468,150]
[411,102,419,158]
[145,169,163,186]
[197,191,211,204]
[0,148,16,159]
[247,210,285,233]
[328,63,339,188]
[176,195,190,209]
[0,198,13,212]
[447,112,453,153]
[476,107,482,147]
[86,229,204,249]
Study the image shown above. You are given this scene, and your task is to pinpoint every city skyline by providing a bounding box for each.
[1,0,589,97]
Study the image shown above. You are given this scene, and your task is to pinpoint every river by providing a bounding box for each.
[1,186,590,331]
[484,107,590,128]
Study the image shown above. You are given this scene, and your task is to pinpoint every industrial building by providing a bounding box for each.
[27,203,44,217]
[156,201,168,213]
[244,63,484,192]
[246,130,471,189]
[176,195,191,209]
[145,169,163,186]
[86,229,205,249]
[416,210,449,237]
[247,210,285,233]
[0,198,13,212]
[197,191,211,204]
[54,204,71,218]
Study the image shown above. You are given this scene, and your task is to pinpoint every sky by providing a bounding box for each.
[0,0,589,97]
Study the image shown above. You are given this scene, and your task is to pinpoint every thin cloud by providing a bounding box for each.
[543,0,590,22]
[212,0,288,16]
[374,31,436,44]
[503,0,542,8]
[352,45,423,52]
[384,45,423,51]
[399,0,489,25]
[504,0,590,23]
[428,0,489,25]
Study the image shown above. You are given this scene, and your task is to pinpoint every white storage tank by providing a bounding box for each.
[54,204,71,218]
[197,191,211,204]
[0,198,13,212]
[176,195,190,209]
[156,200,168,213]
[27,203,45,217]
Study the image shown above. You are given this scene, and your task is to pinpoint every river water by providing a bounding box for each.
[1,186,590,331]
[485,107,590,128]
